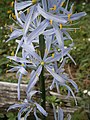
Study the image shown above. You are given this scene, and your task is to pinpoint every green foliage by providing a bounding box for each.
[67,2,90,82]
[0,112,17,120]
[71,108,89,120]
[6,112,17,120]
[0,113,5,119]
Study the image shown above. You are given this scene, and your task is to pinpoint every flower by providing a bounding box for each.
[87,91,90,96]
[6,0,86,119]
[83,90,88,94]
[8,90,48,120]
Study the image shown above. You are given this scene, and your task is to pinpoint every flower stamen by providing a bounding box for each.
[32,0,37,4]
[10,2,14,7]
[50,20,53,25]
[52,53,55,58]
[59,24,63,29]
[60,2,65,7]
[10,27,13,32]
[50,5,56,11]
[11,51,14,56]
[21,64,24,67]
[68,13,72,20]
[27,8,30,14]
[40,61,44,66]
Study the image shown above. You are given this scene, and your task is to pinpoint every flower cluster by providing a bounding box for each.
[7,0,86,119]
[83,90,90,96]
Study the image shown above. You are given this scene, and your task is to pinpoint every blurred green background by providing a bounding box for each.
[0,0,90,119]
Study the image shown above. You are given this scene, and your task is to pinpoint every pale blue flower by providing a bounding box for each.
[8,90,48,120]
[7,0,86,119]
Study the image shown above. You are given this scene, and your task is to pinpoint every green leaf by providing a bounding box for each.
[0,113,4,118]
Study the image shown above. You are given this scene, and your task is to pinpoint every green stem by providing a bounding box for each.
[39,35,46,120]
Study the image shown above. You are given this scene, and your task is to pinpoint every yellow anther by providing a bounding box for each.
[50,20,53,25]
[12,13,14,17]
[68,13,72,20]
[74,28,76,33]
[32,0,37,4]
[13,15,16,20]
[27,8,30,14]
[53,5,56,10]
[10,27,13,32]
[50,7,53,10]
[50,5,56,11]
[11,51,14,56]
[52,53,55,58]
[10,2,14,7]
[21,64,24,67]
[7,10,12,14]
[59,24,63,29]
[12,13,16,20]
[40,61,44,66]
[60,2,65,7]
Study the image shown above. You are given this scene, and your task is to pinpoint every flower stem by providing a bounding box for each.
[39,34,46,120]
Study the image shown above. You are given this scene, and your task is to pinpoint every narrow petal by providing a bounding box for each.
[70,12,86,21]
[35,103,48,116]
[8,104,24,111]
[17,73,22,100]
[24,108,33,120]
[27,20,49,42]
[16,1,32,10]
[45,65,65,84]
[62,84,77,105]
[58,108,64,120]
[18,67,28,75]
[6,29,23,42]
[34,107,41,120]
[52,103,57,120]
[42,0,47,11]
[22,43,41,61]
[7,56,31,63]
[27,65,42,93]
[37,4,67,24]
[15,1,23,25]
[53,23,63,48]
[23,5,35,35]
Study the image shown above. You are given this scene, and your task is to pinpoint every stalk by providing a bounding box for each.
[39,34,46,120]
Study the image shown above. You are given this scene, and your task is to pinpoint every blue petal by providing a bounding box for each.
[27,20,49,43]
[37,4,67,24]
[35,103,48,116]
[45,65,65,84]
[27,65,42,93]
[16,1,32,10]
[58,108,64,120]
